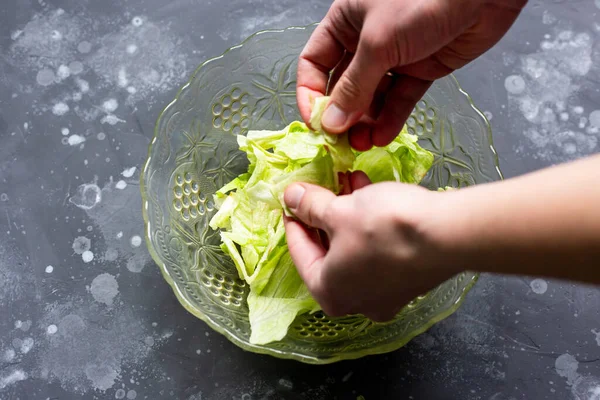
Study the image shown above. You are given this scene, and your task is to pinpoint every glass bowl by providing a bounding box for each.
[140,24,502,364]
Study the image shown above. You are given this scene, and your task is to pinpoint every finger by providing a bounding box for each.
[338,172,352,196]
[365,310,398,323]
[349,170,371,191]
[393,56,454,82]
[348,123,373,151]
[330,60,394,122]
[284,183,336,232]
[297,3,363,124]
[327,51,353,96]
[321,25,393,134]
[370,75,433,147]
[318,229,330,251]
[283,216,326,290]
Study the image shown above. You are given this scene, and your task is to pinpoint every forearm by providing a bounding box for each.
[437,154,600,283]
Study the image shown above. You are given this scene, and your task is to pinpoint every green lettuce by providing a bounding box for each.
[209,96,435,345]
[352,125,434,184]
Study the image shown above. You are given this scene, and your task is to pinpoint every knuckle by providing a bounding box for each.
[361,28,388,55]
[362,26,397,66]
[335,73,365,104]
[313,271,349,317]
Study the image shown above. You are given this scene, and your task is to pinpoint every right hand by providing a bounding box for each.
[297,0,527,150]
[283,175,460,322]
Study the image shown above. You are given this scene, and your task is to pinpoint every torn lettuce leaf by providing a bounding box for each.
[352,125,434,184]
[248,251,320,345]
[209,96,435,345]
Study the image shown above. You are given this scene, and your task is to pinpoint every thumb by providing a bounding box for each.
[284,183,336,232]
[321,28,391,134]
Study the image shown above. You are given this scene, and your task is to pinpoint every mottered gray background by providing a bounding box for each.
[0,0,599,398]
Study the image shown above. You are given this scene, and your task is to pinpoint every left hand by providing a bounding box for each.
[283,172,459,321]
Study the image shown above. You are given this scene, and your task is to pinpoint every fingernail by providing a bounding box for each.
[322,104,348,130]
[284,184,305,211]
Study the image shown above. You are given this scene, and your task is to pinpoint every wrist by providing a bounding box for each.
[425,186,492,276]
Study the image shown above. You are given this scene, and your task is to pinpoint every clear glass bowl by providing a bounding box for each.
[140,24,502,364]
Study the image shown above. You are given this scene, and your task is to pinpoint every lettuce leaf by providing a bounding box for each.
[352,126,434,184]
[247,251,320,345]
[208,96,435,345]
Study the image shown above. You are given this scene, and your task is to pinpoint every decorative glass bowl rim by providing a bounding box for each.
[140,23,502,364]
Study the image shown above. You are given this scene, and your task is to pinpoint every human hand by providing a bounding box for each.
[297,0,527,150]
[283,173,459,321]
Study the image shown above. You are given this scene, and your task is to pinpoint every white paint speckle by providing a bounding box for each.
[504,75,525,95]
[562,142,577,155]
[116,389,126,399]
[530,279,548,294]
[130,235,142,248]
[3,349,15,362]
[51,30,63,40]
[590,110,600,128]
[45,265,54,273]
[132,17,143,27]
[0,370,27,390]
[115,180,127,190]
[57,64,71,80]
[592,329,600,346]
[102,99,119,113]
[555,353,579,385]
[78,41,92,53]
[127,86,137,94]
[61,127,70,136]
[118,67,129,88]
[278,378,293,390]
[75,78,90,93]
[116,231,123,239]
[122,167,136,178]
[97,132,106,140]
[67,134,86,146]
[47,324,58,335]
[483,111,493,121]
[89,273,119,306]
[11,30,23,40]
[70,183,102,210]
[341,371,353,383]
[20,338,34,354]
[52,102,70,116]
[101,114,125,125]
[36,68,55,86]
[543,11,558,26]
[72,236,92,254]
[127,44,138,54]
[82,250,94,263]
[507,30,595,161]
